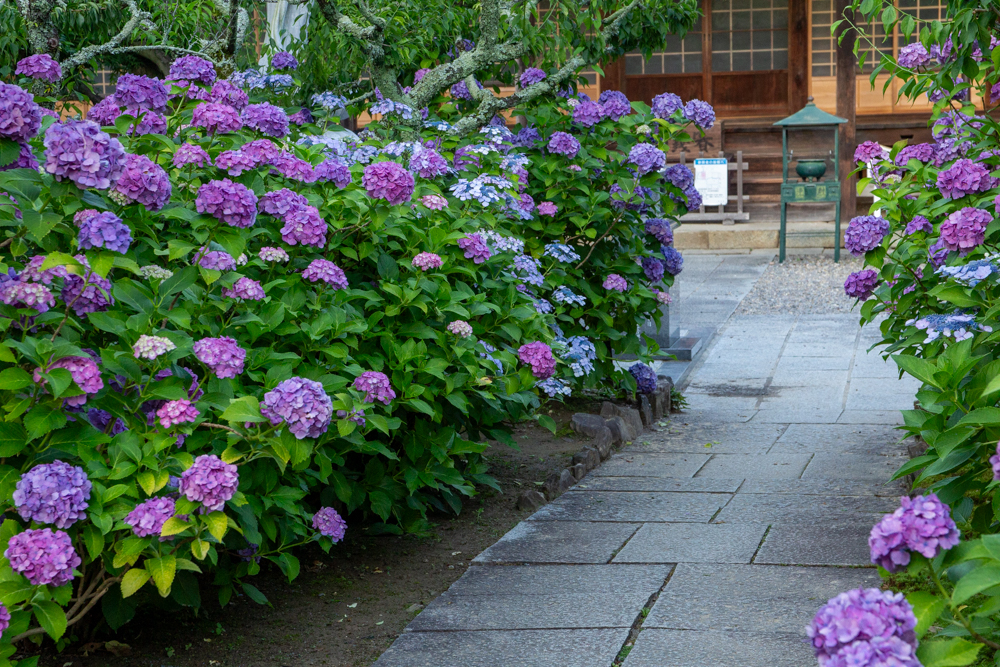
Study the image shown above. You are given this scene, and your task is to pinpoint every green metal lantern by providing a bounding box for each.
[773,98,848,263]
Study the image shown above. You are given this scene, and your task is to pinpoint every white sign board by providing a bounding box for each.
[693,158,728,207]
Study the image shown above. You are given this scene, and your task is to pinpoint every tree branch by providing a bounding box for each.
[59,0,153,71]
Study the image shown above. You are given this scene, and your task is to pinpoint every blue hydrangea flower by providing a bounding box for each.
[557,336,596,376]
[424,119,453,131]
[370,98,414,119]
[936,258,999,286]
[534,298,553,314]
[311,92,347,111]
[906,310,992,342]
[538,378,572,397]
[449,177,504,206]
[481,231,525,255]
[552,286,587,306]
[479,341,503,373]
[544,243,581,263]
[509,254,544,286]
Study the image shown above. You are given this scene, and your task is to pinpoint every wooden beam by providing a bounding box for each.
[787,0,808,112]
[701,0,712,102]
[835,0,857,222]
[598,57,625,94]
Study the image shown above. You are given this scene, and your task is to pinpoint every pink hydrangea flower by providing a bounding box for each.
[412,252,443,270]
[157,399,199,428]
[603,274,628,292]
[537,201,558,216]
[447,320,473,338]
[518,341,556,379]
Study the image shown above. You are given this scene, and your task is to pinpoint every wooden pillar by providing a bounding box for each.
[598,58,625,94]
[835,0,857,220]
[787,0,809,112]
[701,0,712,103]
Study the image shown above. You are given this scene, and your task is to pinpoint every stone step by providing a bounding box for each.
[675,221,847,250]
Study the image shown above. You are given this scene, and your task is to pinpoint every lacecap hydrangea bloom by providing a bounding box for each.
[13,460,91,528]
[552,286,587,306]
[115,153,171,211]
[261,377,334,439]
[34,355,103,406]
[603,274,628,292]
[518,342,557,379]
[354,371,396,405]
[313,507,347,541]
[412,252,443,271]
[157,399,199,428]
[125,496,176,538]
[447,320,474,338]
[869,493,959,572]
[907,310,992,343]
[547,131,581,158]
[44,119,125,190]
[178,454,239,511]
[629,363,657,394]
[544,243,580,263]
[5,528,81,586]
[844,215,890,256]
[844,269,880,300]
[196,178,258,228]
[223,276,265,301]
[0,82,42,142]
[807,588,919,667]
[302,259,348,288]
[939,207,990,254]
[242,102,289,137]
[193,337,246,378]
[362,161,415,205]
[134,335,176,360]
[16,54,62,82]
[936,258,999,286]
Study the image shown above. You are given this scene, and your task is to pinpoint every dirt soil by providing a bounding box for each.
[37,401,604,667]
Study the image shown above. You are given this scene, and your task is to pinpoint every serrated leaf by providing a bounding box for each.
[145,555,176,597]
[916,637,982,667]
[220,395,266,423]
[160,517,191,537]
[0,423,27,457]
[120,568,150,598]
[952,563,1000,604]
[33,600,67,640]
[0,368,31,391]
[202,511,228,541]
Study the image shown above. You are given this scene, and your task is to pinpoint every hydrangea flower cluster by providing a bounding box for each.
[242,103,289,137]
[194,337,246,378]
[173,143,211,168]
[16,54,62,82]
[557,336,596,376]
[140,265,173,280]
[939,207,990,253]
[0,281,54,312]
[544,243,581,263]
[311,92,347,110]
[907,310,992,342]
[157,399,200,428]
[629,362,657,394]
[937,258,1000,286]
[682,99,715,128]
[844,216,891,256]
[34,355,103,406]
[538,378,572,397]
[115,153,171,211]
[412,252,443,271]
[628,143,666,175]
[168,55,217,85]
[6,528,81,586]
[271,51,299,70]
[198,250,236,271]
[844,269,880,300]
[603,274,628,292]
[854,141,888,163]
[0,82,42,142]
[662,246,684,275]
[904,215,932,235]
[313,507,347,541]
[61,257,114,316]
[642,257,665,282]
[302,259,349,288]
[354,371,396,404]
[362,161,415,205]
[76,210,131,253]
[537,201,558,216]
[509,254,544,286]
[458,234,493,264]
[261,377,334,439]
[519,68,547,88]
[651,92,682,119]
[598,90,631,121]
[116,74,168,113]
[281,205,327,247]
[449,176,505,206]
[937,158,993,199]
[13,460,92,528]
[410,148,449,178]
[869,493,959,571]
[178,454,239,511]
[481,230,525,255]
[125,497,176,538]
[573,101,605,127]
[518,341,556,379]
[447,320,474,338]
[898,42,931,69]
[807,588,919,667]
[196,179,259,228]
[133,335,176,360]
[552,286,587,306]
[44,119,125,190]
[223,276,266,300]
[547,131,581,158]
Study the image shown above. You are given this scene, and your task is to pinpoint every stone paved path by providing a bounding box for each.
[373,269,920,667]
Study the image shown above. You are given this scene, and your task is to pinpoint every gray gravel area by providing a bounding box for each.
[735,255,864,315]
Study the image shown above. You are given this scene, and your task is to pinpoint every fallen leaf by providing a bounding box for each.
[348,602,358,608]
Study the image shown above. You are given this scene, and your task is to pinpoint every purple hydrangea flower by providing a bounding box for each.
[259,247,289,263]
[451,80,474,100]
[281,205,326,247]
[133,335,176,360]
[209,80,249,111]
[314,158,351,187]
[362,161,415,205]
[114,153,171,211]
[940,207,991,254]
[115,74,168,113]
[854,141,888,163]
[645,218,674,245]
[259,188,307,219]
[538,201,558,216]
[192,102,243,135]
[223,276,265,301]
[16,54,62,82]
[991,442,1000,481]
[198,250,236,271]
[0,282,54,313]
[215,149,259,176]
[313,507,347,541]
[629,143,666,175]
[87,95,121,126]
[807,588,918,667]
[869,493,959,572]
[353,371,396,404]
[242,103,289,137]
[410,149,449,178]
[173,143,211,168]
[13,460,91,528]
[519,342,556,379]
[44,119,125,189]
[413,252,443,270]
[458,233,492,264]
[125,497,176,538]
[664,164,694,191]
[937,158,992,199]
[662,245,684,275]
[157,399,199,428]
[168,55,217,85]
[642,257,665,282]
[512,126,542,148]
[77,211,131,253]
[0,83,42,141]
[179,454,239,511]
[5,528,81,586]
[904,215,932,235]
[447,320,474,338]
[270,151,316,182]
[629,362,657,394]
[61,255,114,315]
[289,107,313,125]
[651,92,682,119]
[0,602,10,637]
[603,274,628,292]
[895,143,936,166]
[547,131,581,158]
[844,215,890,256]
[519,68,547,88]
[682,99,715,129]
[1,141,38,172]
[193,336,246,378]
[88,409,127,435]
[844,269,879,300]
[261,377,334,439]
[573,101,605,128]
[898,42,931,69]
[196,178,258,228]
[302,259,348,288]
[271,51,299,70]
[123,109,166,137]
[34,356,103,406]
[420,194,448,210]
[598,90,631,121]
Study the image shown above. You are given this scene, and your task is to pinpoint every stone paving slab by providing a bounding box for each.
[713,493,896,524]
[739,478,907,497]
[408,565,672,631]
[590,453,711,478]
[803,453,909,480]
[751,408,844,424]
[572,477,742,493]
[613,523,767,564]
[768,423,910,456]
[373,629,630,667]
[754,522,874,566]
[530,491,730,523]
[695,453,812,479]
[473,521,639,564]
[627,423,787,455]
[622,629,814,667]
[837,410,908,425]
[774,356,853,371]
[644,563,880,632]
